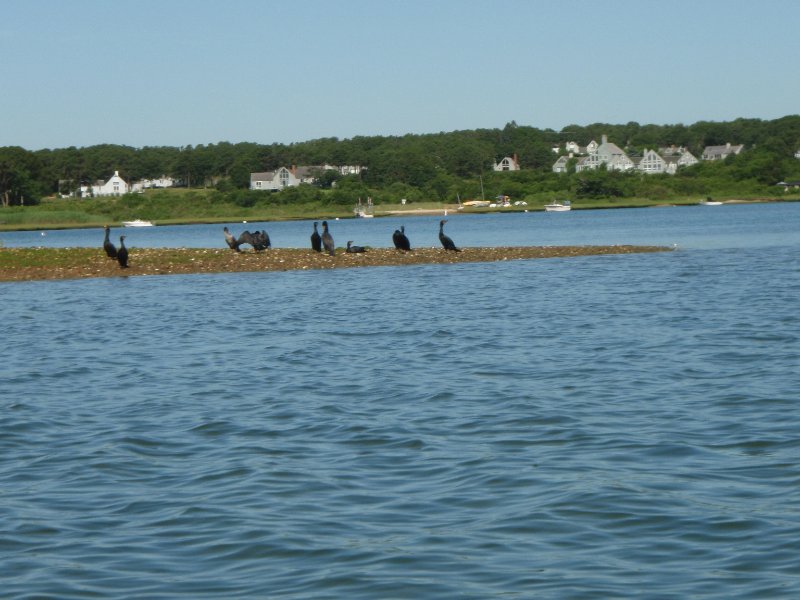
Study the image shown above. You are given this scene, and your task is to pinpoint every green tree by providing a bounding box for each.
[0,146,41,206]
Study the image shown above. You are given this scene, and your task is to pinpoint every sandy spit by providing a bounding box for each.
[0,245,671,282]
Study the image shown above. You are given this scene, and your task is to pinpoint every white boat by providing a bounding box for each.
[122,219,154,227]
[354,197,374,218]
[699,200,723,206]
[544,200,571,212]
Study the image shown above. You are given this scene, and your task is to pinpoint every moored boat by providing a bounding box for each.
[122,219,154,227]
[544,200,571,212]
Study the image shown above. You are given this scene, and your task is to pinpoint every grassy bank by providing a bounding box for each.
[1,188,796,231]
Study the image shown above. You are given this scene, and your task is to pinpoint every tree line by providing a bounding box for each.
[2,115,799,207]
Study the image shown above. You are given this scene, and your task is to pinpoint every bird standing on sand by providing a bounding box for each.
[438,220,460,252]
[321,221,335,256]
[346,241,366,253]
[223,227,240,252]
[311,222,322,252]
[392,225,411,251]
[103,225,118,258]
[117,235,129,268]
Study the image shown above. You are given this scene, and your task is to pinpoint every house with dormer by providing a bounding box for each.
[702,143,744,161]
[573,135,634,172]
[250,166,319,191]
[78,170,129,197]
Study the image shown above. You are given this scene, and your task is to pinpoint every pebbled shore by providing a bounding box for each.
[0,245,671,282]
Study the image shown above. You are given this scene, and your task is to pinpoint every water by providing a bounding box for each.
[2,202,797,251]
[1,203,799,598]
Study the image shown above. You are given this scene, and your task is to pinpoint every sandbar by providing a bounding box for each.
[0,245,671,282]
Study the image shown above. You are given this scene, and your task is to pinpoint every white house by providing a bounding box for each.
[556,139,699,176]
[638,149,668,174]
[81,171,129,197]
[131,175,175,192]
[321,163,365,176]
[573,135,634,172]
[493,155,520,171]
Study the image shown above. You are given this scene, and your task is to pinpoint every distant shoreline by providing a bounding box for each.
[0,197,795,233]
[0,246,672,283]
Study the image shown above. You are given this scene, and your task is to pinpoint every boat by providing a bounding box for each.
[354,197,374,218]
[699,200,723,206]
[544,200,571,212]
[122,219,154,227]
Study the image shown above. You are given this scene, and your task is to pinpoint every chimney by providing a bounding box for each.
[291,165,297,175]
[513,153,518,167]
[602,134,608,145]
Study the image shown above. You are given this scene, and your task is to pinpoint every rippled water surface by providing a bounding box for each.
[2,204,799,598]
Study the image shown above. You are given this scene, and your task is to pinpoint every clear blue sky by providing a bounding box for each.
[2,0,798,150]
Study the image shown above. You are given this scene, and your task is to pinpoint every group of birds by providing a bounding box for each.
[103,225,129,268]
[230,219,459,256]
[102,219,460,270]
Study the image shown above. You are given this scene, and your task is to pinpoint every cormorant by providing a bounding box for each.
[438,220,460,252]
[310,222,322,252]
[103,225,117,258]
[392,225,411,251]
[117,235,129,268]
[321,220,335,256]
[252,230,271,251]
[346,241,366,253]
[223,227,240,252]
[236,230,271,252]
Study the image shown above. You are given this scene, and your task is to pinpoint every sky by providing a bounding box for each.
[2,0,799,150]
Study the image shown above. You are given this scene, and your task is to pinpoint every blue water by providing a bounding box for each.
[2,202,797,251]
[1,203,799,598]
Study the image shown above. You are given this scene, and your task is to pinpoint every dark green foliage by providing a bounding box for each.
[2,115,800,206]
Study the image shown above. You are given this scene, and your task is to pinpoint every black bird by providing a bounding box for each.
[236,230,270,252]
[392,225,411,251]
[310,221,322,252]
[117,235,129,268]
[346,241,366,253]
[223,227,240,252]
[321,220,335,256]
[438,219,460,252]
[252,230,271,251]
[103,225,117,258]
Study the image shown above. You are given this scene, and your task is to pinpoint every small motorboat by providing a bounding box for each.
[122,219,154,227]
[544,200,571,212]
